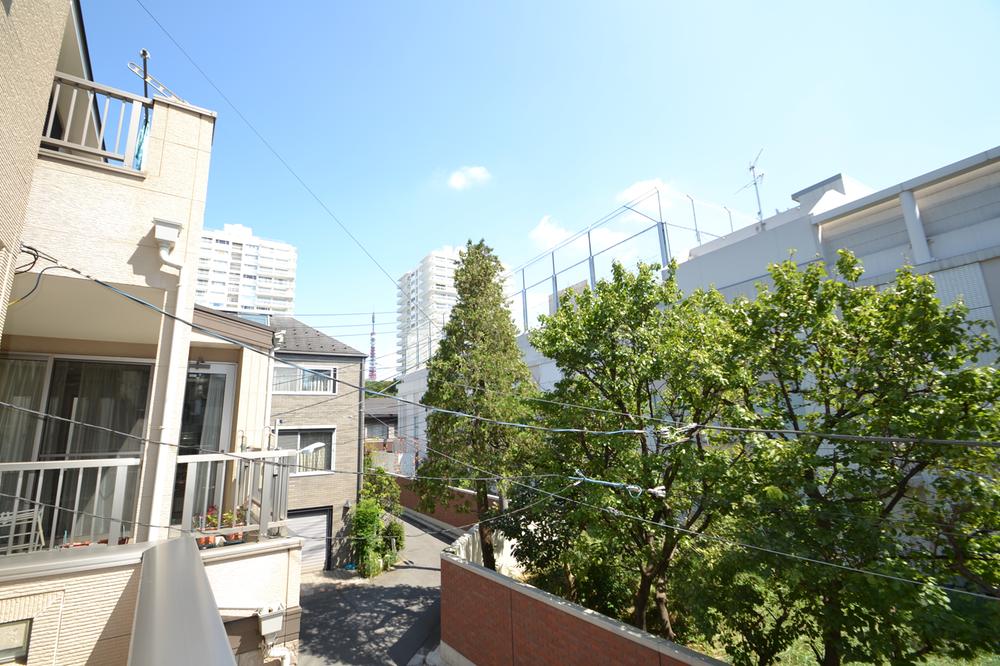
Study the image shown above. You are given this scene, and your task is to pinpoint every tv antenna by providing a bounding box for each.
[127,50,187,104]
[735,148,765,222]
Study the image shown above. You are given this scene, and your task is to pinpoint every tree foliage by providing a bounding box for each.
[500,262,758,636]
[496,254,999,665]
[365,378,398,396]
[361,451,402,516]
[694,252,1000,665]
[415,240,539,570]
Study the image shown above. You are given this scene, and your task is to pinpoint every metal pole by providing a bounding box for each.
[686,194,702,244]
[656,189,670,267]
[587,230,596,289]
[520,268,528,332]
[139,49,150,124]
[550,252,559,313]
[723,206,734,233]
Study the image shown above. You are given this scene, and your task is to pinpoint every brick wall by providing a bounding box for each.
[397,477,495,528]
[439,556,723,666]
[0,0,70,338]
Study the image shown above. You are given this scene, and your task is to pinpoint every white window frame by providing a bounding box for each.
[275,425,336,476]
[272,363,338,395]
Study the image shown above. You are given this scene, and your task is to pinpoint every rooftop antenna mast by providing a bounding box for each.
[736,148,766,222]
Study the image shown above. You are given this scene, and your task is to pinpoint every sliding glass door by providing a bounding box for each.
[172,363,235,525]
[0,356,152,547]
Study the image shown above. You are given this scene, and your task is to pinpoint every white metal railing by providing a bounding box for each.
[175,449,296,545]
[40,72,153,171]
[0,457,141,556]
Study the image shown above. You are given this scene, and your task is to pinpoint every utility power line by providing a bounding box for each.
[25,246,1000,450]
[423,445,1000,603]
[132,0,448,342]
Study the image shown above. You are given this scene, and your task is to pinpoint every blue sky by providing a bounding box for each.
[82,1,1000,376]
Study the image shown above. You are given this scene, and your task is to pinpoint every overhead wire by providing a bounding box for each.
[20,246,1000,448]
[0,399,557,485]
[121,2,998,454]
[131,0,450,342]
[423,445,1000,602]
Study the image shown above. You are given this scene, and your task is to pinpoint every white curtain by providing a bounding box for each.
[0,358,47,463]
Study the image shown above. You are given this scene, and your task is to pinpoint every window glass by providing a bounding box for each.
[272,367,337,393]
[273,367,299,392]
[0,358,47,462]
[277,430,333,473]
[302,369,331,393]
[40,360,151,459]
[0,618,31,663]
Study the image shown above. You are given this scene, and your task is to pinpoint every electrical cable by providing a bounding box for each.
[7,265,62,307]
[423,445,1000,602]
[0,399,556,485]
[20,248,659,437]
[131,0,450,343]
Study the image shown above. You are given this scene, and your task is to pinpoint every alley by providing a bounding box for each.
[297,516,452,666]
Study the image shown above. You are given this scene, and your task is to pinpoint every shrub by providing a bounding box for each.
[382,520,405,555]
[351,499,383,577]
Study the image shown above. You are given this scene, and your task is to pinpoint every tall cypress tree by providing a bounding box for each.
[416,240,537,570]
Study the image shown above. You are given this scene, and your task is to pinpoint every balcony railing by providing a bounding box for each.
[176,450,296,545]
[0,457,141,556]
[0,449,295,558]
[40,72,153,171]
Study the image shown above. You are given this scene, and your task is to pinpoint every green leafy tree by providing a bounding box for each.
[500,262,758,637]
[694,252,1000,665]
[365,378,398,396]
[361,452,402,516]
[415,240,539,570]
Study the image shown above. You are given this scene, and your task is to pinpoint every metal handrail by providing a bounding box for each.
[0,458,140,471]
[177,450,296,464]
[53,71,152,105]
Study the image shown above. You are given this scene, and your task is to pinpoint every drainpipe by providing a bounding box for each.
[141,220,190,540]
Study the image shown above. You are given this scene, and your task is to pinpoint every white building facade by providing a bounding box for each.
[521,146,1000,387]
[396,246,461,375]
[196,223,297,314]
[396,146,1000,475]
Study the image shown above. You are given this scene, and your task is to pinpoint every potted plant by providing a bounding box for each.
[193,506,219,548]
[222,505,246,543]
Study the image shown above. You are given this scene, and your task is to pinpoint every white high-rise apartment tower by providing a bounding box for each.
[195,224,297,314]
[396,246,461,375]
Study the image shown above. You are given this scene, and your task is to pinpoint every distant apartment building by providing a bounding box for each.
[396,246,461,375]
[196,223,297,314]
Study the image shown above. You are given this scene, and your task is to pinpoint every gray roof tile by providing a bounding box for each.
[270,316,366,357]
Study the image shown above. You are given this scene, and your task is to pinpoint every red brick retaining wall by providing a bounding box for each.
[440,555,723,666]
[395,477,495,529]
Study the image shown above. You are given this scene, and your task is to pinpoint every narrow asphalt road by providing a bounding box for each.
[298,515,453,666]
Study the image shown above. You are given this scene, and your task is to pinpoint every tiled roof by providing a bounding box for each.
[270,316,366,357]
[364,397,399,418]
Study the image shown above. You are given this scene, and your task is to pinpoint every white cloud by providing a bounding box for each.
[528,215,572,249]
[617,177,757,242]
[447,166,491,190]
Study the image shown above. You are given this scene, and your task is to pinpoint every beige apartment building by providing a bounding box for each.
[0,2,301,664]
[269,316,366,571]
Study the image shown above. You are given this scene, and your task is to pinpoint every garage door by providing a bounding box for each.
[287,510,330,572]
